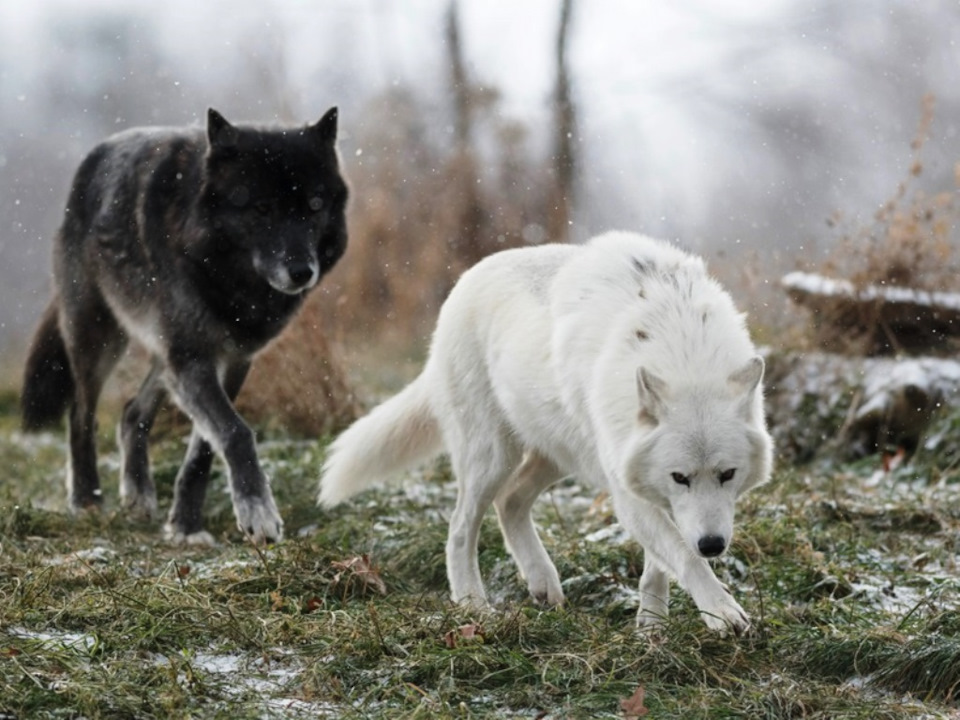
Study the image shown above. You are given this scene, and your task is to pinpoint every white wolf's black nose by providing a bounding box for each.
[698,535,726,557]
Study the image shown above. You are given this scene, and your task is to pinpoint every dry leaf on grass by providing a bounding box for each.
[620,684,649,718]
[330,554,387,595]
[443,623,485,649]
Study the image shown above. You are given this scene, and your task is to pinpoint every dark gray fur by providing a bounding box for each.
[21,108,348,543]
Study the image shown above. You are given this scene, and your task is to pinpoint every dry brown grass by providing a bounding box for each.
[823,95,959,293]
[316,88,557,350]
[801,95,960,355]
[237,290,361,437]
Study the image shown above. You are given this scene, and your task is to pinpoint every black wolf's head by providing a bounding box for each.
[199,108,348,295]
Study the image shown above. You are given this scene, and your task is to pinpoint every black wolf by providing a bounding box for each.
[21,108,348,544]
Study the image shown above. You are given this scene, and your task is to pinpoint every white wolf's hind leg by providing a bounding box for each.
[446,436,519,609]
[494,452,564,606]
[637,552,670,629]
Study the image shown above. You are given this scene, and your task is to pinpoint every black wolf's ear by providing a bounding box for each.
[207,108,239,149]
[637,367,669,423]
[310,107,338,145]
[728,356,764,395]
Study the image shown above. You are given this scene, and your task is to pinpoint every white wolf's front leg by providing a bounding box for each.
[680,560,750,634]
[636,553,670,630]
[613,490,749,635]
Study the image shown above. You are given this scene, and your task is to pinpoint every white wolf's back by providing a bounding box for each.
[553,232,754,389]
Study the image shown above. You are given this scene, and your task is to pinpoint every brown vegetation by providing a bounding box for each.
[793,95,960,355]
[237,291,360,436]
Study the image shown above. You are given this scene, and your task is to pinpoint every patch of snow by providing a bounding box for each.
[43,544,117,566]
[4,430,66,451]
[164,647,340,717]
[7,626,98,655]
[782,271,960,311]
[583,524,630,545]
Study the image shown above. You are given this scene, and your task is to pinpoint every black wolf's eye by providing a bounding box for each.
[671,472,690,487]
[254,200,271,215]
[719,468,736,484]
[308,196,324,212]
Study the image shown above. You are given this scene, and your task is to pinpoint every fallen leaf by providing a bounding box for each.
[330,554,387,595]
[621,684,649,718]
[443,623,485,649]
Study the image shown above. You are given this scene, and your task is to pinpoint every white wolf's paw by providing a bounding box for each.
[700,594,750,636]
[233,494,284,545]
[635,607,668,634]
[527,568,565,608]
[164,525,218,547]
[452,592,493,615]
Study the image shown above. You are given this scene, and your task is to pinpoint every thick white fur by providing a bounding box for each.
[320,232,773,634]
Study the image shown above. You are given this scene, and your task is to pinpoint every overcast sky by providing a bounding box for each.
[1,0,958,354]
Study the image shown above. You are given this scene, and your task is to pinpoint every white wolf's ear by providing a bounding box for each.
[728,356,764,395]
[728,356,764,421]
[207,108,239,149]
[636,367,669,422]
[739,427,774,495]
[311,107,339,146]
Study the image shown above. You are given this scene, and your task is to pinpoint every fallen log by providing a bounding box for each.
[782,271,960,355]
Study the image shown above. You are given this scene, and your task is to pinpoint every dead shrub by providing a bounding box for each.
[808,95,960,355]
[318,87,550,352]
[238,291,360,437]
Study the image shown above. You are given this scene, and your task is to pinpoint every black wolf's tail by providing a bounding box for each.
[21,299,74,431]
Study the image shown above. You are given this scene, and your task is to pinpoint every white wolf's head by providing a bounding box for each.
[622,357,773,559]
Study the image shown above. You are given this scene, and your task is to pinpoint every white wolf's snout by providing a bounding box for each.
[697,534,727,558]
[670,489,737,562]
[680,520,733,560]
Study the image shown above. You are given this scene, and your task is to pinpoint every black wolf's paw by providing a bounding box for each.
[163,525,218,547]
[120,488,158,522]
[234,494,284,544]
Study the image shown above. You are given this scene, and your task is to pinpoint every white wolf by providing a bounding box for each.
[320,231,773,633]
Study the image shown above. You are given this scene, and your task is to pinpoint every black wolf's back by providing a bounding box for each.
[21,300,74,431]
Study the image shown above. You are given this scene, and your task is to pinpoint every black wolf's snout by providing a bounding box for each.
[287,260,316,287]
[697,535,726,557]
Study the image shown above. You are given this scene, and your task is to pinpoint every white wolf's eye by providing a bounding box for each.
[719,468,736,484]
[671,472,690,487]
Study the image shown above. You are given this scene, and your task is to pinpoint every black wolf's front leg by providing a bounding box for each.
[163,359,282,544]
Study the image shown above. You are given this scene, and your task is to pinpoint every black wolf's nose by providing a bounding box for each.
[288,262,315,286]
[698,535,726,557]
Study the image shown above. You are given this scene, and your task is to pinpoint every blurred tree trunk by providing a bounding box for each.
[547,0,577,243]
[447,0,471,151]
[443,0,487,269]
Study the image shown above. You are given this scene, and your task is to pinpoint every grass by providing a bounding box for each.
[1,389,960,719]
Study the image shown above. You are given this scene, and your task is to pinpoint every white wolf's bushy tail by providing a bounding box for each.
[319,372,442,507]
